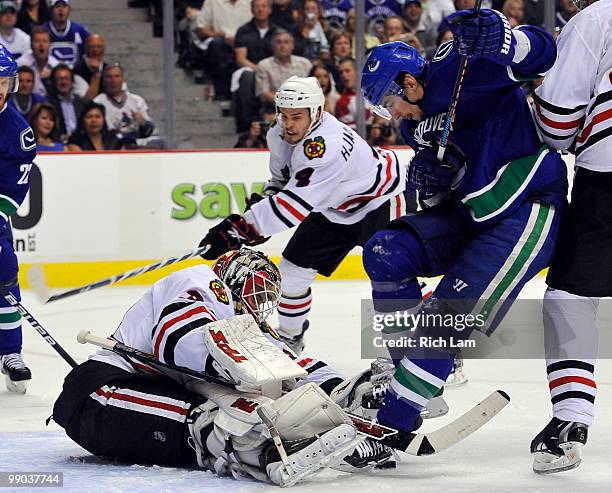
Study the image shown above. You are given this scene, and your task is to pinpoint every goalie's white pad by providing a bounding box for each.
[203,314,307,397]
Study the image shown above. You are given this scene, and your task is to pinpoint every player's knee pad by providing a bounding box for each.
[363,229,424,282]
[278,257,317,295]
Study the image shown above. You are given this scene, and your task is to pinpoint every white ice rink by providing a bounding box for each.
[1,277,610,492]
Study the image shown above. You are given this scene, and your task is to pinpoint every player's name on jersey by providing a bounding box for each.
[372,335,477,349]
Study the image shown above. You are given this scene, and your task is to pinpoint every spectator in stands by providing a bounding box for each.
[255,29,311,105]
[29,102,64,151]
[66,101,122,152]
[436,21,453,47]
[502,0,524,27]
[345,8,379,57]
[322,0,351,31]
[365,0,404,39]
[94,64,156,147]
[8,65,45,120]
[270,0,299,30]
[309,61,338,114]
[422,0,455,34]
[556,0,577,30]
[453,0,475,10]
[47,63,87,141]
[326,30,351,92]
[46,0,90,67]
[16,0,50,36]
[367,116,398,147]
[334,57,371,129]
[384,15,425,55]
[233,0,278,132]
[0,1,30,59]
[73,33,107,100]
[291,0,329,60]
[17,25,58,97]
[402,1,436,57]
[194,0,252,100]
[522,0,543,26]
[234,103,276,148]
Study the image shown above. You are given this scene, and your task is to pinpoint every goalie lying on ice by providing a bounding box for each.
[52,248,393,486]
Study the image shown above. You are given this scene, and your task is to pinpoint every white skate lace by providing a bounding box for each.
[2,353,27,370]
[354,439,387,459]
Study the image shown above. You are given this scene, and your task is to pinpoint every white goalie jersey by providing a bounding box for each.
[244,112,407,237]
[532,0,612,172]
[90,265,341,389]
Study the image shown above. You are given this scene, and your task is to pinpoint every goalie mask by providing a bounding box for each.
[213,248,281,325]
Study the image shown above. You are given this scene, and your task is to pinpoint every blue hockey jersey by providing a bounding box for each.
[47,20,90,67]
[366,0,403,32]
[400,26,568,226]
[0,104,36,230]
[322,0,353,30]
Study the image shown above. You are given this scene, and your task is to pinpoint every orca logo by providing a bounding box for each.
[367,58,381,72]
[433,40,453,62]
[20,127,36,151]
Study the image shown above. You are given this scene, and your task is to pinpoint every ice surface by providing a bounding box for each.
[1,279,610,492]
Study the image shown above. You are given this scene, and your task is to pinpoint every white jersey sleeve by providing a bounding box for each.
[245,123,349,237]
[533,0,612,170]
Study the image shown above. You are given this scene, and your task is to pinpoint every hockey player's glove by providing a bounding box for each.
[199,214,267,260]
[447,9,516,65]
[407,138,466,195]
[244,192,265,212]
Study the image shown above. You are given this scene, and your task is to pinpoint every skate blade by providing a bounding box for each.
[421,395,449,419]
[4,374,27,394]
[532,442,583,474]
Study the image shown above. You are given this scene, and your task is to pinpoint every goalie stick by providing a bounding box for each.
[27,244,212,304]
[78,330,510,456]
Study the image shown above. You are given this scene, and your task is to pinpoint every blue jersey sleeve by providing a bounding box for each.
[0,107,37,229]
[506,25,557,80]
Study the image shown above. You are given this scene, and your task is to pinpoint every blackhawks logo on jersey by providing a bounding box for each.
[209,280,229,305]
[303,136,326,160]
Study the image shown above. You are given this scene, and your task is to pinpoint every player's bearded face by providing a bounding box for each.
[380,94,423,121]
[279,107,311,144]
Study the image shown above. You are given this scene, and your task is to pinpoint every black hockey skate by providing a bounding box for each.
[335,438,396,472]
[279,321,309,356]
[1,353,32,394]
[531,417,588,474]
[362,381,449,419]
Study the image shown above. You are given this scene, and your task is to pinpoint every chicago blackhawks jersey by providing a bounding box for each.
[90,266,341,390]
[533,0,612,172]
[244,111,407,237]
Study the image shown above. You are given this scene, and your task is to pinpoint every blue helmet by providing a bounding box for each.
[0,43,19,95]
[361,42,426,118]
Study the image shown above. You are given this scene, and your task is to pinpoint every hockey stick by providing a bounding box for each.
[77,329,238,387]
[0,288,78,368]
[79,329,509,456]
[437,0,483,161]
[27,244,212,304]
[348,389,510,456]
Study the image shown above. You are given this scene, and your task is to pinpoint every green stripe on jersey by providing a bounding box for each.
[0,311,21,324]
[480,203,551,323]
[463,146,548,222]
[0,197,18,218]
[393,363,440,401]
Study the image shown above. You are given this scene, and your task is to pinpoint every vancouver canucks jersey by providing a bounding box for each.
[0,103,36,231]
[400,26,568,226]
[47,20,90,67]
[321,0,353,30]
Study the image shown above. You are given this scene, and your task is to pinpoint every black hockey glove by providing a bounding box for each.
[199,214,267,260]
[244,192,265,212]
[407,137,466,196]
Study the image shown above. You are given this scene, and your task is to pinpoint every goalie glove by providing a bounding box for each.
[448,9,516,65]
[199,214,268,260]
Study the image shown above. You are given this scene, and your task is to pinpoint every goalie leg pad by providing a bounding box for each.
[271,382,353,441]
